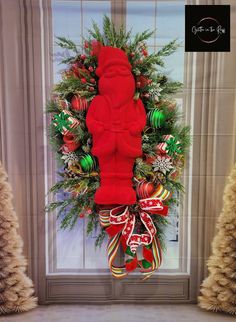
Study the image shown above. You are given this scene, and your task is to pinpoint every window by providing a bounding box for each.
[47,0,111,273]
[46,0,188,275]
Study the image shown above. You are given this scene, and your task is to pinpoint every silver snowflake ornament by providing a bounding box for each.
[152,156,174,174]
[61,152,79,166]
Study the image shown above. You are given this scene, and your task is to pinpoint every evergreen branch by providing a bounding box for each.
[95,229,106,248]
[60,56,76,65]
[134,158,153,178]
[160,81,183,96]
[157,39,179,57]
[56,36,78,53]
[46,100,61,113]
[88,21,104,43]
[130,30,154,49]
[59,205,80,229]
[49,178,81,194]
[45,200,65,212]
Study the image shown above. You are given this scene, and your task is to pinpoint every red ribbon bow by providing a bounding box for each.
[106,198,168,254]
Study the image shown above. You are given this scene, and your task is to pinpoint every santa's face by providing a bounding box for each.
[98,65,135,107]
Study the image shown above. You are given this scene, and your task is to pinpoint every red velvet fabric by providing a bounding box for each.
[86,46,146,204]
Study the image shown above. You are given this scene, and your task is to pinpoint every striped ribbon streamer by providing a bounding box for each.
[150,183,172,201]
[107,233,127,278]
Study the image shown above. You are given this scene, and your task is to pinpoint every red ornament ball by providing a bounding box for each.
[136,180,155,199]
[71,95,88,112]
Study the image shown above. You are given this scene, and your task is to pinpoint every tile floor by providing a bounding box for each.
[1,304,236,322]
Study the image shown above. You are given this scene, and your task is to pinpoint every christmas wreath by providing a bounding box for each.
[46,16,190,278]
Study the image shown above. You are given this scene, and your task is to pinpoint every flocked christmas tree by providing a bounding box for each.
[46,16,190,277]
[0,162,37,314]
[198,164,236,315]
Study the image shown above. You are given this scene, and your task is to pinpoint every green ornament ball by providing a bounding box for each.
[79,153,97,172]
[148,109,166,128]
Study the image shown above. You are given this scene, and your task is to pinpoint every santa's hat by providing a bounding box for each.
[96,46,131,77]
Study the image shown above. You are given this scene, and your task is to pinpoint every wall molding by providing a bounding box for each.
[45,275,190,303]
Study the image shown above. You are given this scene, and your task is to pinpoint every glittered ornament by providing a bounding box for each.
[148,109,166,128]
[154,171,166,184]
[71,95,88,112]
[62,134,80,152]
[57,98,69,110]
[170,169,179,180]
[79,153,97,172]
[145,154,156,165]
[136,180,155,199]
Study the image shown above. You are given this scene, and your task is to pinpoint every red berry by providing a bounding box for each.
[88,66,94,72]
[142,49,148,56]
[81,78,87,84]
[91,40,102,57]
[89,86,94,92]
[130,52,135,57]
[136,81,141,88]
[81,54,86,60]
[90,78,96,84]
[79,213,84,218]
[84,41,89,48]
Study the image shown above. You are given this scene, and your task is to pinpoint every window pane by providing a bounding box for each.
[52,1,82,41]
[82,1,111,38]
[126,1,156,46]
[48,0,111,273]
[48,0,187,274]
[126,0,186,272]
[162,47,185,82]
[156,1,185,46]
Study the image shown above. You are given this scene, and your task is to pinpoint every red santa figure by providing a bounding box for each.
[86,46,146,205]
